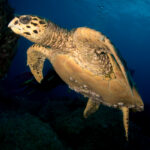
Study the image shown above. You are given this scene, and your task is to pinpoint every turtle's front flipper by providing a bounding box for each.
[27,44,52,83]
[83,98,100,118]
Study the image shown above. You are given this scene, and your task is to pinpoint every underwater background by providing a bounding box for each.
[0,0,150,149]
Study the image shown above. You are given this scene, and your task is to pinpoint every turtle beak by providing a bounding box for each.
[8,17,18,28]
[8,17,23,34]
[8,19,13,28]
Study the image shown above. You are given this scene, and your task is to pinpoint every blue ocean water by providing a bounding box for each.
[0,1,150,149]
[7,0,150,105]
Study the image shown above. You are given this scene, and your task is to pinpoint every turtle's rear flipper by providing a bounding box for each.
[83,98,100,118]
[121,106,129,141]
[27,44,52,83]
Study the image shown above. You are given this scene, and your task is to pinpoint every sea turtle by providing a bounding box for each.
[8,15,144,140]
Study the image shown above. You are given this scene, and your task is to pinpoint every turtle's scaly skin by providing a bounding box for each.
[8,15,144,140]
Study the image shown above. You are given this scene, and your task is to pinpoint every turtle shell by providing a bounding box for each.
[51,27,144,111]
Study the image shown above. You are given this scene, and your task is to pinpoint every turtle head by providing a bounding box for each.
[8,15,48,43]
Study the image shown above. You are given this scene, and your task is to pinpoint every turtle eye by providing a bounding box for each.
[19,16,31,24]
